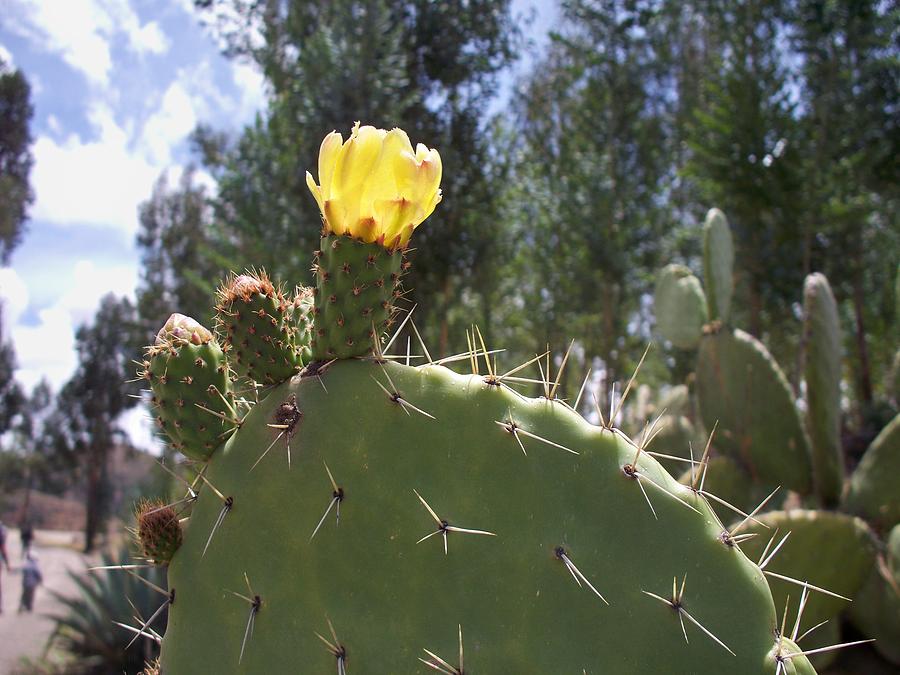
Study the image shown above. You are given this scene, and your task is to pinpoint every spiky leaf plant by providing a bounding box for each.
[47,548,167,674]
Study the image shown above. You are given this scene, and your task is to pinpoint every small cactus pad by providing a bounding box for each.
[654,264,708,349]
[216,271,304,384]
[845,413,900,531]
[311,234,404,359]
[160,359,815,674]
[802,272,844,505]
[136,499,183,564]
[739,510,876,630]
[702,208,734,324]
[144,313,236,461]
[696,329,813,494]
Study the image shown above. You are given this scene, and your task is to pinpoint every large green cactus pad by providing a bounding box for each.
[696,329,812,494]
[160,359,811,674]
[738,510,876,630]
[802,272,844,505]
[846,413,900,531]
[848,523,900,665]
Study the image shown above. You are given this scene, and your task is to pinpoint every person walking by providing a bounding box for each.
[19,521,34,558]
[19,552,42,613]
[0,519,9,613]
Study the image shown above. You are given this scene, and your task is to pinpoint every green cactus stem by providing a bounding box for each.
[702,208,734,324]
[157,358,817,673]
[802,272,844,506]
[696,328,813,494]
[310,234,405,360]
[654,264,708,350]
[846,413,900,532]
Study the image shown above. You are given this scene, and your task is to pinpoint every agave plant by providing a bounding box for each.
[46,547,166,674]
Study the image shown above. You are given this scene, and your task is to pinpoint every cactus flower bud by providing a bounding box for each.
[305,122,442,248]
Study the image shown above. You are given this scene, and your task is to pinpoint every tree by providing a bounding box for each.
[0,57,34,264]
[136,167,219,339]
[53,295,141,552]
[682,0,808,341]
[512,0,672,398]
[181,0,519,355]
[792,0,900,409]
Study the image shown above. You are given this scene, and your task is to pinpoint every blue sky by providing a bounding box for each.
[0,0,554,449]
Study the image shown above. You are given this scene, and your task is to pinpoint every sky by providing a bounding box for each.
[0,0,554,451]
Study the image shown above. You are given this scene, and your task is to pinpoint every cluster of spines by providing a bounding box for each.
[215,270,306,385]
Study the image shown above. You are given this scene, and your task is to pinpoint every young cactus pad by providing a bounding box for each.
[149,125,820,674]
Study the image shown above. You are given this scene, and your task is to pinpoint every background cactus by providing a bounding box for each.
[653,211,900,672]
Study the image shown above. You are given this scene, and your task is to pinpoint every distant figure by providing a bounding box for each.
[19,552,43,613]
[0,520,9,613]
[19,521,34,558]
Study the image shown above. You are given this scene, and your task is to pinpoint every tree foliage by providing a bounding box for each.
[0,57,34,264]
[52,296,142,551]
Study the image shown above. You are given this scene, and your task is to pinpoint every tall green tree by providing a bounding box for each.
[512,0,671,395]
[0,57,34,264]
[136,167,219,339]
[793,0,899,409]
[53,295,141,552]
[183,0,519,355]
[683,0,807,340]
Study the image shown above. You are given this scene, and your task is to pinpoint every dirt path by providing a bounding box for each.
[0,529,91,674]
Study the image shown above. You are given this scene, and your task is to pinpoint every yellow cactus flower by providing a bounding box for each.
[306,122,442,248]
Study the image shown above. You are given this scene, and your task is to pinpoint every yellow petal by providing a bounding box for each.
[359,129,412,217]
[305,171,324,212]
[324,199,347,235]
[334,125,386,227]
[376,197,422,246]
[317,131,343,200]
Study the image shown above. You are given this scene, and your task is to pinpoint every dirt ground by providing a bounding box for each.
[0,529,90,675]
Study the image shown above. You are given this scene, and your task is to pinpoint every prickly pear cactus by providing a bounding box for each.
[135,125,823,674]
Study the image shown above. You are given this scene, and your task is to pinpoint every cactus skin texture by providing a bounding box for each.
[160,353,815,673]
[845,413,900,531]
[801,273,844,505]
[215,271,305,385]
[696,328,813,494]
[311,234,404,359]
[702,208,734,324]
[142,313,236,461]
[654,264,708,349]
[848,523,900,665]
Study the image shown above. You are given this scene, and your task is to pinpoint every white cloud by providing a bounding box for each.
[0,42,14,68]
[7,0,171,88]
[11,306,77,391]
[32,103,161,234]
[0,267,29,328]
[6,259,137,390]
[232,61,266,120]
[140,80,199,165]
